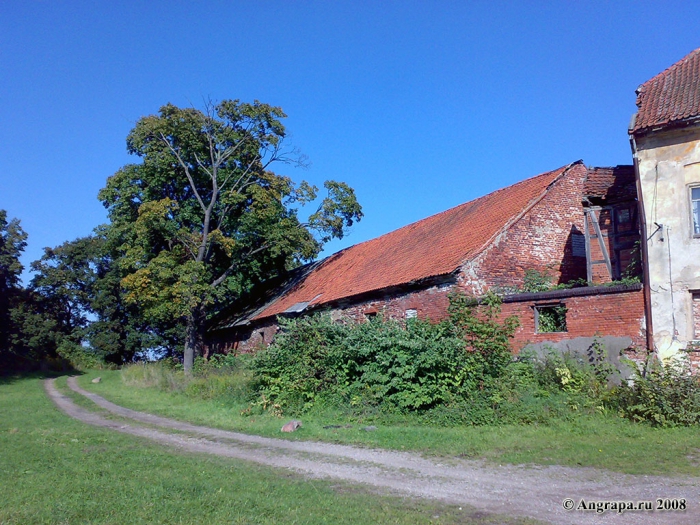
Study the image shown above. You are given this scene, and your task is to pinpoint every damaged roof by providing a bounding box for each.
[631,47,700,134]
[584,165,637,203]
[226,161,585,324]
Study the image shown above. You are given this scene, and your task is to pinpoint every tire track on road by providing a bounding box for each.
[46,377,700,525]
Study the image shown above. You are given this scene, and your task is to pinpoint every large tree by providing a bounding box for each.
[24,234,148,364]
[0,210,27,365]
[99,100,362,372]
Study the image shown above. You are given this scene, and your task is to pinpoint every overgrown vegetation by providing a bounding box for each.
[614,355,700,427]
[520,268,640,295]
[535,305,567,333]
[246,292,700,429]
[122,353,252,401]
[250,292,517,417]
[114,291,700,430]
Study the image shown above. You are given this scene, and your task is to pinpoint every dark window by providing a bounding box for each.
[535,304,567,333]
[692,187,700,236]
[616,208,630,224]
[571,233,586,257]
[364,312,378,321]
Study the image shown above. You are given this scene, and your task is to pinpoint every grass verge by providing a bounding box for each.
[75,369,700,477]
[0,374,541,525]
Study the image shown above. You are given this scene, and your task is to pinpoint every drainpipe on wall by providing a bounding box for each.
[629,127,655,353]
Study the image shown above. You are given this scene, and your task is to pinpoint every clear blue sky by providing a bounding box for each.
[2,1,699,280]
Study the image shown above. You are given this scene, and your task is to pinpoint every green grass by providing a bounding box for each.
[77,368,700,477]
[0,374,543,525]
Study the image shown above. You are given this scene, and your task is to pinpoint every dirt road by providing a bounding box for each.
[46,377,700,525]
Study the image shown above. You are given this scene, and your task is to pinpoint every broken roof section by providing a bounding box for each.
[583,165,636,204]
[631,47,700,135]
[242,161,585,322]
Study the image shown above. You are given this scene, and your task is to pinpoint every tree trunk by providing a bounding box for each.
[183,306,205,374]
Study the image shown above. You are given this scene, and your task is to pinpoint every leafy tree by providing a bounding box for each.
[22,233,170,365]
[99,100,362,372]
[0,210,28,366]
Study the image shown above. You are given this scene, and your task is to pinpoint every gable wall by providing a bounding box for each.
[458,164,588,295]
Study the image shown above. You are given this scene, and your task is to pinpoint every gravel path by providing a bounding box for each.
[46,377,700,525]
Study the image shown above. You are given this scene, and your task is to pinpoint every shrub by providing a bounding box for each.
[251,292,522,416]
[614,355,700,427]
[56,340,109,371]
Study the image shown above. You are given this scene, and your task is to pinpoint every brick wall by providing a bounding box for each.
[693,293,700,339]
[500,287,646,351]
[585,204,640,283]
[206,320,279,356]
[207,283,455,354]
[337,283,453,323]
[207,283,645,357]
[458,163,588,295]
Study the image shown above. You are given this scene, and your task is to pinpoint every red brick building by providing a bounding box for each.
[207,160,645,357]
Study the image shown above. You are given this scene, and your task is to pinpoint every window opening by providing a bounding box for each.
[692,187,700,236]
[364,312,378,321]
[616,208,631,224]
[693,293,700,340]
[535,304,567,333]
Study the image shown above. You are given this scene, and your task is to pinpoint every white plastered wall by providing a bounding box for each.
[635,126,700,359]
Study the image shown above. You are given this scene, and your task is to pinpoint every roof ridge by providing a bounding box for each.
[462,160,583,265]
[329,163,577,255]
[636,47,700,99]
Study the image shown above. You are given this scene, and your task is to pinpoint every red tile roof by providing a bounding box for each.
[631,47,700,134]
[252,161,584,320]
[584,165,636,203]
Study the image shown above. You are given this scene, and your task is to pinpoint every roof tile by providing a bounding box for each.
[584,165,636,202]
[253,162,584,320]
[632,47,700,133]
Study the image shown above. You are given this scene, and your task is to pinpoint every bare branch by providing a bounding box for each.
[158,132,207,212]
[192,152,213,180]
[211,242,270,288]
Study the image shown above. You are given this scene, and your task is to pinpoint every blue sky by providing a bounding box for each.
[2,1,700,280]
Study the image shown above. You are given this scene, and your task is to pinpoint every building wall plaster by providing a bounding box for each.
[636,125,700,357]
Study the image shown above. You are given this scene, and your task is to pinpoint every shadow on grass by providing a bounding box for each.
[0,359,84,386]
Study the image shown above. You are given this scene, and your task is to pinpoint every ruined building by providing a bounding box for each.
[208,47,700,366]
[208,161,645,357]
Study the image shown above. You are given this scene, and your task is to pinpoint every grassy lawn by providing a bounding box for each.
[75,369,700,477]
[0,374,546,525]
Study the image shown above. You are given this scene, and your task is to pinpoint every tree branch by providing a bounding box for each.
[211,243,270,288]
[158,132,207,212]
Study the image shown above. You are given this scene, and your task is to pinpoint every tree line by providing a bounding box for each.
[0,100,362,373]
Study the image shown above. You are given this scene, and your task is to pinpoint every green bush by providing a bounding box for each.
[251,292,521,416]
[56,339,109,371]
[614,355,700,427]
